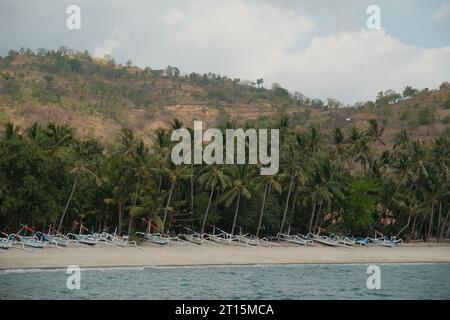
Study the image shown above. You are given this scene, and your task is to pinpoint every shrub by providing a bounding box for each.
[442,116,450,125]
[416,106,436,125]
[444,99,450,109]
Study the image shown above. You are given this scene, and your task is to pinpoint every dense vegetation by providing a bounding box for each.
[0,48,313,117]
[1,118,449,242]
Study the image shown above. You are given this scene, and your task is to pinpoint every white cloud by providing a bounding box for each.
[93,29,130,58]
[151,0,316,78]
[269,29,450,103]
[432,2,450,22]
[163,9,184,26]
[147,1,450,103]
[2,0,448,104]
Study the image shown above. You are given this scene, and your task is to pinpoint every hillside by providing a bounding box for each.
[1,48,450,145]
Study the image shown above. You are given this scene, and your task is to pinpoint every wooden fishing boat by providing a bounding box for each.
[0,238,12,250]
[136,232,170,245]
[277,233,310,245]
[307,233,338,247]
[67,233,97,245]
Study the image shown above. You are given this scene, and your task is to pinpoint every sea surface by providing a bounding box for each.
[0,263,449,299]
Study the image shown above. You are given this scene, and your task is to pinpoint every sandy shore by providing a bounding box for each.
[1,242,450,269]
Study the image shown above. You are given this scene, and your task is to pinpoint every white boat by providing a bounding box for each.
[277,233,310,245]
[236,234,260,246]
[47,234,69,246]
[307,233,338,247]
[205,226,239,244]
[12,225,46,248]
[0,238,12,250]
[329,234,356,247]
[16,236,46,248]
[368,237,396,247]
[136,232,170,245]
[107,234,137,247]
[368,231,403,247]
[67,233,97,245]
[36,232,69,247]
[180,233,203,245]
[205,232,237,245]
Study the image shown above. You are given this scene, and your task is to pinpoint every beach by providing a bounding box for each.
[1,242,450,269]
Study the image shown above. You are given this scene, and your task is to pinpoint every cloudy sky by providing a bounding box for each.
[1,0,449,103]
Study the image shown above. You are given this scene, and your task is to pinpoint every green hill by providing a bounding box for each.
[1,48,449,145]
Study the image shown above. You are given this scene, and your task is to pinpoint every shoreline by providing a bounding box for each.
[1,242,450,270]
[2,261,450,272]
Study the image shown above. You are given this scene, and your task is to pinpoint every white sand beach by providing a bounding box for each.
[1,242,450,269]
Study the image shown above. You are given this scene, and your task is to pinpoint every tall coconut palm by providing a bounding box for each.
[221,165,255,235]
[44,122,74,155]
[161,165,191,234]
[197,165,230,234]
[278,135,308,235]
[127,139,150,235]
[304,161,345,234]
[57,158,98,232]
[253,173,281,237]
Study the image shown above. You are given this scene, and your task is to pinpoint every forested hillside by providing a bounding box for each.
[0,48,449,241]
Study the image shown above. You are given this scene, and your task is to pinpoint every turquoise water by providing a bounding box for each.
[0,263,449,299]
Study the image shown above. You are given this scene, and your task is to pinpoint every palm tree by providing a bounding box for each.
[161,165,191,234]
[394,129,410,150]
[393,190,426,240]
[127,139,150,236]
[304,161,345,234]
[331,127,347,169]
[4,122,20,140]
[197,165,230,234]
[278,135,308,235]
[152,128,171,193]
[44,122,74,154]
[57,157,98,232]
[253,173,281,237]
[221,165,254,235]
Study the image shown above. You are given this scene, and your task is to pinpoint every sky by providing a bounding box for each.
[0,0,449,104]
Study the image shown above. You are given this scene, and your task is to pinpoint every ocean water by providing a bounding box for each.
[0,263,449,300]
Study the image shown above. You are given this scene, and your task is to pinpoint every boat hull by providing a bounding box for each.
[74,235,97,245]
[0,240,12,250]
[143,234,169,245]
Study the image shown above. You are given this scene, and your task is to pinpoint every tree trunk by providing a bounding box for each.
[417,217,426,241]
[58,174,79,232]
[190,164,194,214]
[396,213,411,238]
[446,209,450,239]
[428,201,434,239]
[409,215,417,241]
[439,209,449,242]
[158,175,162,194]
[117,200,125,236]
[437,202,442,240]
[308,200,318,235]
[287,196,297,235]
[313,201,323,232]
[127,179,140,236]
[161,181,174,234]
[256,183,269,238]
[279,172,295,235]
[201,187,214,234]
[231,191,241,235]
[127,215,133,236]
